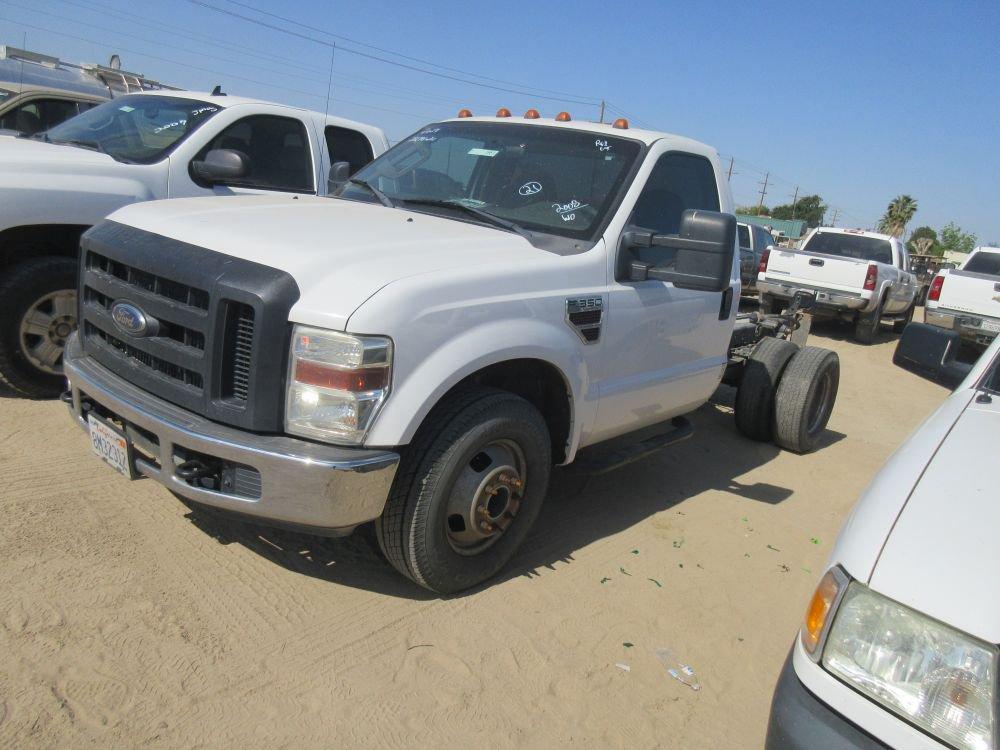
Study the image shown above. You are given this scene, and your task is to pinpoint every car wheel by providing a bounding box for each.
[375,386,551,594]
[892,302,915,333]
[853,299,884,345]
[774,347,840,453]
[734,337,799,442]
[0,256,79,398]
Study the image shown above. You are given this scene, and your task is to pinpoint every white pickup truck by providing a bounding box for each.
[62,111,840,593]
[0,90,388,396]
[924,245,1000,352]
[758,227,918,344]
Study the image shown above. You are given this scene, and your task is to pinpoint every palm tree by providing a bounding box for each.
[877,195,918,237]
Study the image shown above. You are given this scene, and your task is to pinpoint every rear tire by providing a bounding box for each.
[773,347,840,453]
[375,386,551,594]
[0,256,79,398]
[853,299,884,345]
[892,302,915,333]
[734,337,799,442]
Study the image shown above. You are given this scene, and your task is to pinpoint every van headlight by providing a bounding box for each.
[814,578,996,750]
[284,325,392,444]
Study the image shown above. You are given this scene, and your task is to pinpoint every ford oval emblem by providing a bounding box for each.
[111,301,149,337]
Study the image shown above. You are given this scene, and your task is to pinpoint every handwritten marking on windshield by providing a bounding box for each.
[153,119,187,133]
[595,138,611,152]
[519,181,543,196]
[552,199,587,222]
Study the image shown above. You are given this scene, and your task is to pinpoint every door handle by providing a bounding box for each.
[809,258,824,267]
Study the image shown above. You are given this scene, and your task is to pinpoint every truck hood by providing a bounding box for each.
[868,397,1000,643]
[108,194,547,330]
[0,136,157,225]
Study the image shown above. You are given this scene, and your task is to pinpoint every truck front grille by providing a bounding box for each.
[79,222,300,431]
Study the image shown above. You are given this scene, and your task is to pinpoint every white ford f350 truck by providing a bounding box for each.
[63,110,840,593]
[0,89,388,397]
[757,227,918,344]
[924,246,1000,353]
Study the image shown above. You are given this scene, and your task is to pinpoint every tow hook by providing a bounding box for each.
[175,459,216,481]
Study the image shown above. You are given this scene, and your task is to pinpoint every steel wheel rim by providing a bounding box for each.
[19,289,77,375]
[445,439,527,555]
[807,369,835,434]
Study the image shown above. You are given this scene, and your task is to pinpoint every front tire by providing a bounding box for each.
[0,256,79,398]
[375,386,551,594]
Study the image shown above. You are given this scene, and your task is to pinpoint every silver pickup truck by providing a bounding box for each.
[757,227,918,344]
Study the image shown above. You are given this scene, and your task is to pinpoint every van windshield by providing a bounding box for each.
[40,95,221,163]
[964,251,1000,277]
[803,232,893,264]
[338,121,643,240]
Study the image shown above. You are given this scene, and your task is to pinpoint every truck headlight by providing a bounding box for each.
[284,325,392,444]
[819,581,996,750]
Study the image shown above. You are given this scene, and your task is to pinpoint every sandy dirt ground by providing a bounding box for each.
[0,316,949,749]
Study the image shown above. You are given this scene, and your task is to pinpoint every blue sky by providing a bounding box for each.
[3,0,998,241]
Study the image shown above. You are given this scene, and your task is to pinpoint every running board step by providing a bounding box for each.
[576,417,694,475]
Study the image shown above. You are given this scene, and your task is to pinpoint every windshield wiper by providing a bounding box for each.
[400,199,533,241]
[55,138,107,154]
[347,178,394,207]
[27,131,51,141]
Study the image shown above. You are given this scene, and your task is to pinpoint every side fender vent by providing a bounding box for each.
[566,297,604,344]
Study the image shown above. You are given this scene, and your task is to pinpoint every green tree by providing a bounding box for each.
[907,226,941,257]
[939,222,977,256]
[770,195,827,228]
[876,195,918,237]
[736,204,770,216]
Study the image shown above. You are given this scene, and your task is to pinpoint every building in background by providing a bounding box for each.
[735,214,807,246]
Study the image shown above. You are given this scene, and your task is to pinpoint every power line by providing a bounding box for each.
[184,0,601,107]
[219,0,599,103]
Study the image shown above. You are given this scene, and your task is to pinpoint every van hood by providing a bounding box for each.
[108,194,547,330]
[868,398,1000,643]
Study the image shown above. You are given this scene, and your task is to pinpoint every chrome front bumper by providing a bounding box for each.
[64,336,400,533]
[758,280,871,313]
[924,307,1000,347]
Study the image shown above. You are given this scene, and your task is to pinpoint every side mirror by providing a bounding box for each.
[623,210,736,293]
[893,322,972,388]
[328,161,351,193]
[191,149,250,184]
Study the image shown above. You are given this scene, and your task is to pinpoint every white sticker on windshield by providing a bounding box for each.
[468,148,499,157]
[519,181,542,196]
[595,138,611,152]
[118,105,135,113]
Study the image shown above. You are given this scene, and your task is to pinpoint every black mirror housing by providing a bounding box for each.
[893,322,972,388]
[191,148,250,184]
[328,161,351,193]
[623,210,736,293]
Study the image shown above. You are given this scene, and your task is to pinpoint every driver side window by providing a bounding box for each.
[626,151,721,267]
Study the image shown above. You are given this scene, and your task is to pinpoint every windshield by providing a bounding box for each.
[964,251,1000,277]
[803,231,893,264]
[41,95,221,163]
[338,121,643,240]
[0,87,12,105]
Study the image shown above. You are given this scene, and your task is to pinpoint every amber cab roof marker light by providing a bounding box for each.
[495,107,511,117]
[523,108,540,119]
[555,111,571,121]
[457,108,473,118]
[612,118,629,129]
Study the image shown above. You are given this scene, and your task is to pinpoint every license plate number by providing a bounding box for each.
[88,414,135,479]
[981,319,1000,334]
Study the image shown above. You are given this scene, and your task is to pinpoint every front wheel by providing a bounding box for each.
[376,386,551,594]
[0,256,79,398]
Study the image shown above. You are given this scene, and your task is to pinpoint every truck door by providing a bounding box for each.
[891,243,917,312]
[168,113,318,198]
[589,150,735,444]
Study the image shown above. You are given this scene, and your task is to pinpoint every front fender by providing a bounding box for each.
[0,178,156,229]
[364,318,591,462]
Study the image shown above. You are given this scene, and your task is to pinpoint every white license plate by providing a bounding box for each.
[88,413,135,479]
[981,319,1000,334]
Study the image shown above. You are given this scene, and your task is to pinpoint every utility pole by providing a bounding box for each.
[756,172,769,214]
[830,209,839,227]
[727,156,735,182]
[790,185,799,219]
[599,100,605,124]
